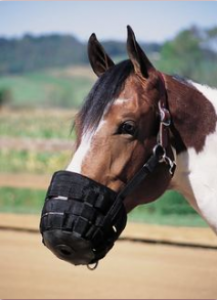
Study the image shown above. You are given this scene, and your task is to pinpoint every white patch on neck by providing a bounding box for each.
[171,82,217,232]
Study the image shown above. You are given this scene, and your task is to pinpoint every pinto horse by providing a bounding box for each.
[40,26,217,267]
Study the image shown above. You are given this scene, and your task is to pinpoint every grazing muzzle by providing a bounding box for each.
[40,143,175,267]
[40,171,127,266]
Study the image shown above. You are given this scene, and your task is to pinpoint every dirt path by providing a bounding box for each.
[1,230,217,299]
[1,213,217,247]
[0,173,51,189]
[1,213,217,299]
[0,137,74,152]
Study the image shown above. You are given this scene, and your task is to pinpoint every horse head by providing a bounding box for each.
[40,26,177,267]
[72,26,175,210]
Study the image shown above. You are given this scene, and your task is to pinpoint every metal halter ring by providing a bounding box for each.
[87,261,99,271]
[153,144,176,176]
[163,155,176,175]
[153,144,166,161]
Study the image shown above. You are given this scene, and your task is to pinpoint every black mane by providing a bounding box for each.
[77,60,133,134]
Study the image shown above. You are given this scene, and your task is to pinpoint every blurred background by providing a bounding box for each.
[1,0,217,227]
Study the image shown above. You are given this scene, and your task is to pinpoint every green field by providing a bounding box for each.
[0,187,207,227]
[0,67,207,227]
[0,66,95,109]
[0,187,46,214]
[0,109,76,139]
[0,149,71,173]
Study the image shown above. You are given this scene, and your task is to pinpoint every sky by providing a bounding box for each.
[1,1,217,43]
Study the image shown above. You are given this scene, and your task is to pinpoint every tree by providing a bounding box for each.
[158,27,203,78]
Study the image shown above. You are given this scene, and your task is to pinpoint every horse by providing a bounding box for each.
[40,26,217,267]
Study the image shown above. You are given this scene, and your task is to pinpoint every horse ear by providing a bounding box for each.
[127,25,154,78]
[88,33,115,77]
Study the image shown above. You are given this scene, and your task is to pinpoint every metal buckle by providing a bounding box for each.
[153,144,165,161]
[153,144,176,176]
[160,108,171,126]
[158,102,171,126]
[162,155,176,175]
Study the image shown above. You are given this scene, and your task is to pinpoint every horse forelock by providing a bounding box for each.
[74,60,134,138]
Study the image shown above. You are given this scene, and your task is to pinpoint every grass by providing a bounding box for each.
[0,141,203,226]
[0,187,46,214]
[0,110,75,173]
[128,191,207,227]
[0,187,207,227]
[0,69,208,227]
[0,109,208,227]
[0,108,76,139]
[0,68,95,109]
[0,149,71,174]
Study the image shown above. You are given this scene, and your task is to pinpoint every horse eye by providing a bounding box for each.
[119,121,136,136]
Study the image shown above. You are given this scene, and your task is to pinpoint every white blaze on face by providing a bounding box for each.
[66,132,94,174]
[66,120,108,174]
[66,101,114,175]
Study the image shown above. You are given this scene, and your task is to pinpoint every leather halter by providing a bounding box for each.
[89,72,177,250]
[115,72,176,200]
[157,72,176,173]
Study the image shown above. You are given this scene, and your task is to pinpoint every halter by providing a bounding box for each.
[40,72,176,267]
[100,72,176,214]
[157,72,176,174]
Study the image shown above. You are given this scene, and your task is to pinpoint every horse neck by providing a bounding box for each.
[165,75,217,232]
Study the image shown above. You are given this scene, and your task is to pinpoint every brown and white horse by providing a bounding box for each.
[40,26,217,266]
[67,26,217,233]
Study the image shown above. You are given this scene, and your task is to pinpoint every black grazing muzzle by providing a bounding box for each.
[40,171,127,266]
[40,144,175,267]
